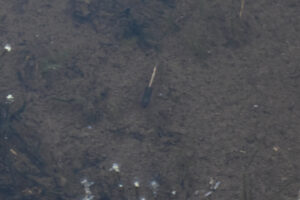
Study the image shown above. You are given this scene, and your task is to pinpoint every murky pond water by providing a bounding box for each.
[0,0,299,199]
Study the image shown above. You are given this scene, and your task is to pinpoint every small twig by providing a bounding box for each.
[141,65,157,108]
[239,0,245,18]
[148,65,157,87]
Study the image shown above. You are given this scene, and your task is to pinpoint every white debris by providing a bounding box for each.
[213,181,221,190]
[6,94,14,104]
[204,191,212,197]
[205,178,221,197]
[4,44,12,52]
[109,163,120,173]
[81,178,94,200]
[134,181,140,188]
[81,178,94,188]
[171,190,177,195]
[150,180,159,195]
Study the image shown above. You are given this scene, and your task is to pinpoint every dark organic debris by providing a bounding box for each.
[0,102,61,199]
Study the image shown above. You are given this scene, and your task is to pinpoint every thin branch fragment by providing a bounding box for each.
[239,0,245,18]
[148,65,157,87]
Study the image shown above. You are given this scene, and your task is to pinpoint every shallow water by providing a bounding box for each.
[0,0,299,199]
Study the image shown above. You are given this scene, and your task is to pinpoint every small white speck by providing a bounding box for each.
[6,94,13,99]
[4,44,12,52]
[6,94,14,104]
[253,104,259,108]
[109,163,120,173]
[171,190,176,195]
[81,178,94,187]
[134,181,140,188]
[81,178,88,185]
[140,197,146,200]
[118,183,123,188]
